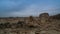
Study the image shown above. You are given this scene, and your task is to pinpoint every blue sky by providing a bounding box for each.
[0,0,60,17]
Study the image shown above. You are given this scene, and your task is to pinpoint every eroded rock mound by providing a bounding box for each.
[39,13,49,23]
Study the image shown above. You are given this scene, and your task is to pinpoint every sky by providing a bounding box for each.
[0,0,60,17]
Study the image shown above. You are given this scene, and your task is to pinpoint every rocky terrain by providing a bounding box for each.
[0,13,60,34]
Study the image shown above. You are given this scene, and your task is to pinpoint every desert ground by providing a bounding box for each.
[0,13,60,34]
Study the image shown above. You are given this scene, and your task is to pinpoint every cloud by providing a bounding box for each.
[8,4,39,17]
[0,0,60,17]
[8,4,60,17]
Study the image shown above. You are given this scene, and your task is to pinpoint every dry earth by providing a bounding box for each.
[0,13,60,34]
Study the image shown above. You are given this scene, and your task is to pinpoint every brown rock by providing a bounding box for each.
[39,13,49,23]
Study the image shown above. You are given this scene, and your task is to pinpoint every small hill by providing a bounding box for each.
[50,14,60,20]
